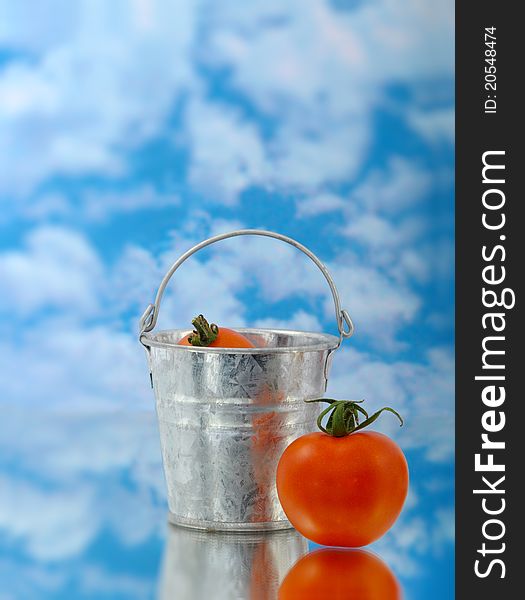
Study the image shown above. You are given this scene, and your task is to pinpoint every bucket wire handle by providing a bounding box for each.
[139,229,354,344]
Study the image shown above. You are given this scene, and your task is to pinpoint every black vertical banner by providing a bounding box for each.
[456,2,522,597]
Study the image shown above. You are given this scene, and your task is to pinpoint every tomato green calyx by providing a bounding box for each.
[187,314,219,346]
[305,399,404,437]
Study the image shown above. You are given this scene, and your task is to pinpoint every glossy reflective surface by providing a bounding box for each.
[0,410,453,599]
[159,525,307,600]
[280,548,401,600]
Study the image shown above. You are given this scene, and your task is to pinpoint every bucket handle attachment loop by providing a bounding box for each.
[139,229,354,344]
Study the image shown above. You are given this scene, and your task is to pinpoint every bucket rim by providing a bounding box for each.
[140,327,340,354]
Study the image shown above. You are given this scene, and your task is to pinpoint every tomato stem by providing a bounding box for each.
[305,398,403,437]
[187,314,219,346]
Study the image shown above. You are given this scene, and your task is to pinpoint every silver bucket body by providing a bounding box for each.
[139,229,355,531]
[142,328,338,530]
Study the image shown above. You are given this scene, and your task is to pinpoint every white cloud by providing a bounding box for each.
[110,243,165,316]
[0,475,97,561]
[157,256,248,330]
[324,260,421,349]
[340,214,431,285]
[342,214,424,250]
[327,345,454,461]
[184,99,268,204]
[72,565,153,599]
[433,507,455,549]
[409,108,455,144]
[293,157,449,288]
[204,0,453,110]
[0,226,103,317]
[19,186,180,223]
[320,157,445,286]
[349,157,432,214]
[0,225,152,409]
[0,320,151,409]
[0,0,197,196]
[372,503,454,581]
[355,0,454,81]
[296,193,347,218]
[0,0,453,210]
[202,0,366,113]
[0,408,165,562]
[268,119,369,192]
[370,476,454,584]
[0,2,77,53]
[187,0,453,201]
[17,194,71,221]
[196,0,372,196]
[254,310,323,332]
[81,185,180,223]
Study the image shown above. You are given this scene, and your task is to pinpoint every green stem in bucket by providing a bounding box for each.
[188,314,219,346]
[305,398,403,437]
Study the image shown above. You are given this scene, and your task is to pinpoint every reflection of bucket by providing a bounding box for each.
[158,524,308,600]
[139,230,354,531]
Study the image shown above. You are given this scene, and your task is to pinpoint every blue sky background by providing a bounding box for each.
[0,1,454,598]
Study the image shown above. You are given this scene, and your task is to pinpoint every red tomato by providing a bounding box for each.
[178,327,253,348]
[276,431,408,547]
[279,548,402,600]
[177,314,254,348]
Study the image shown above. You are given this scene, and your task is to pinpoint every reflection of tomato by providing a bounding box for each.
[249,538,279,600]
[279,548,402,600]
[276,431,408,547]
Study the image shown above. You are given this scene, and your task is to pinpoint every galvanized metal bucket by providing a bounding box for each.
[139,230,354,531]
